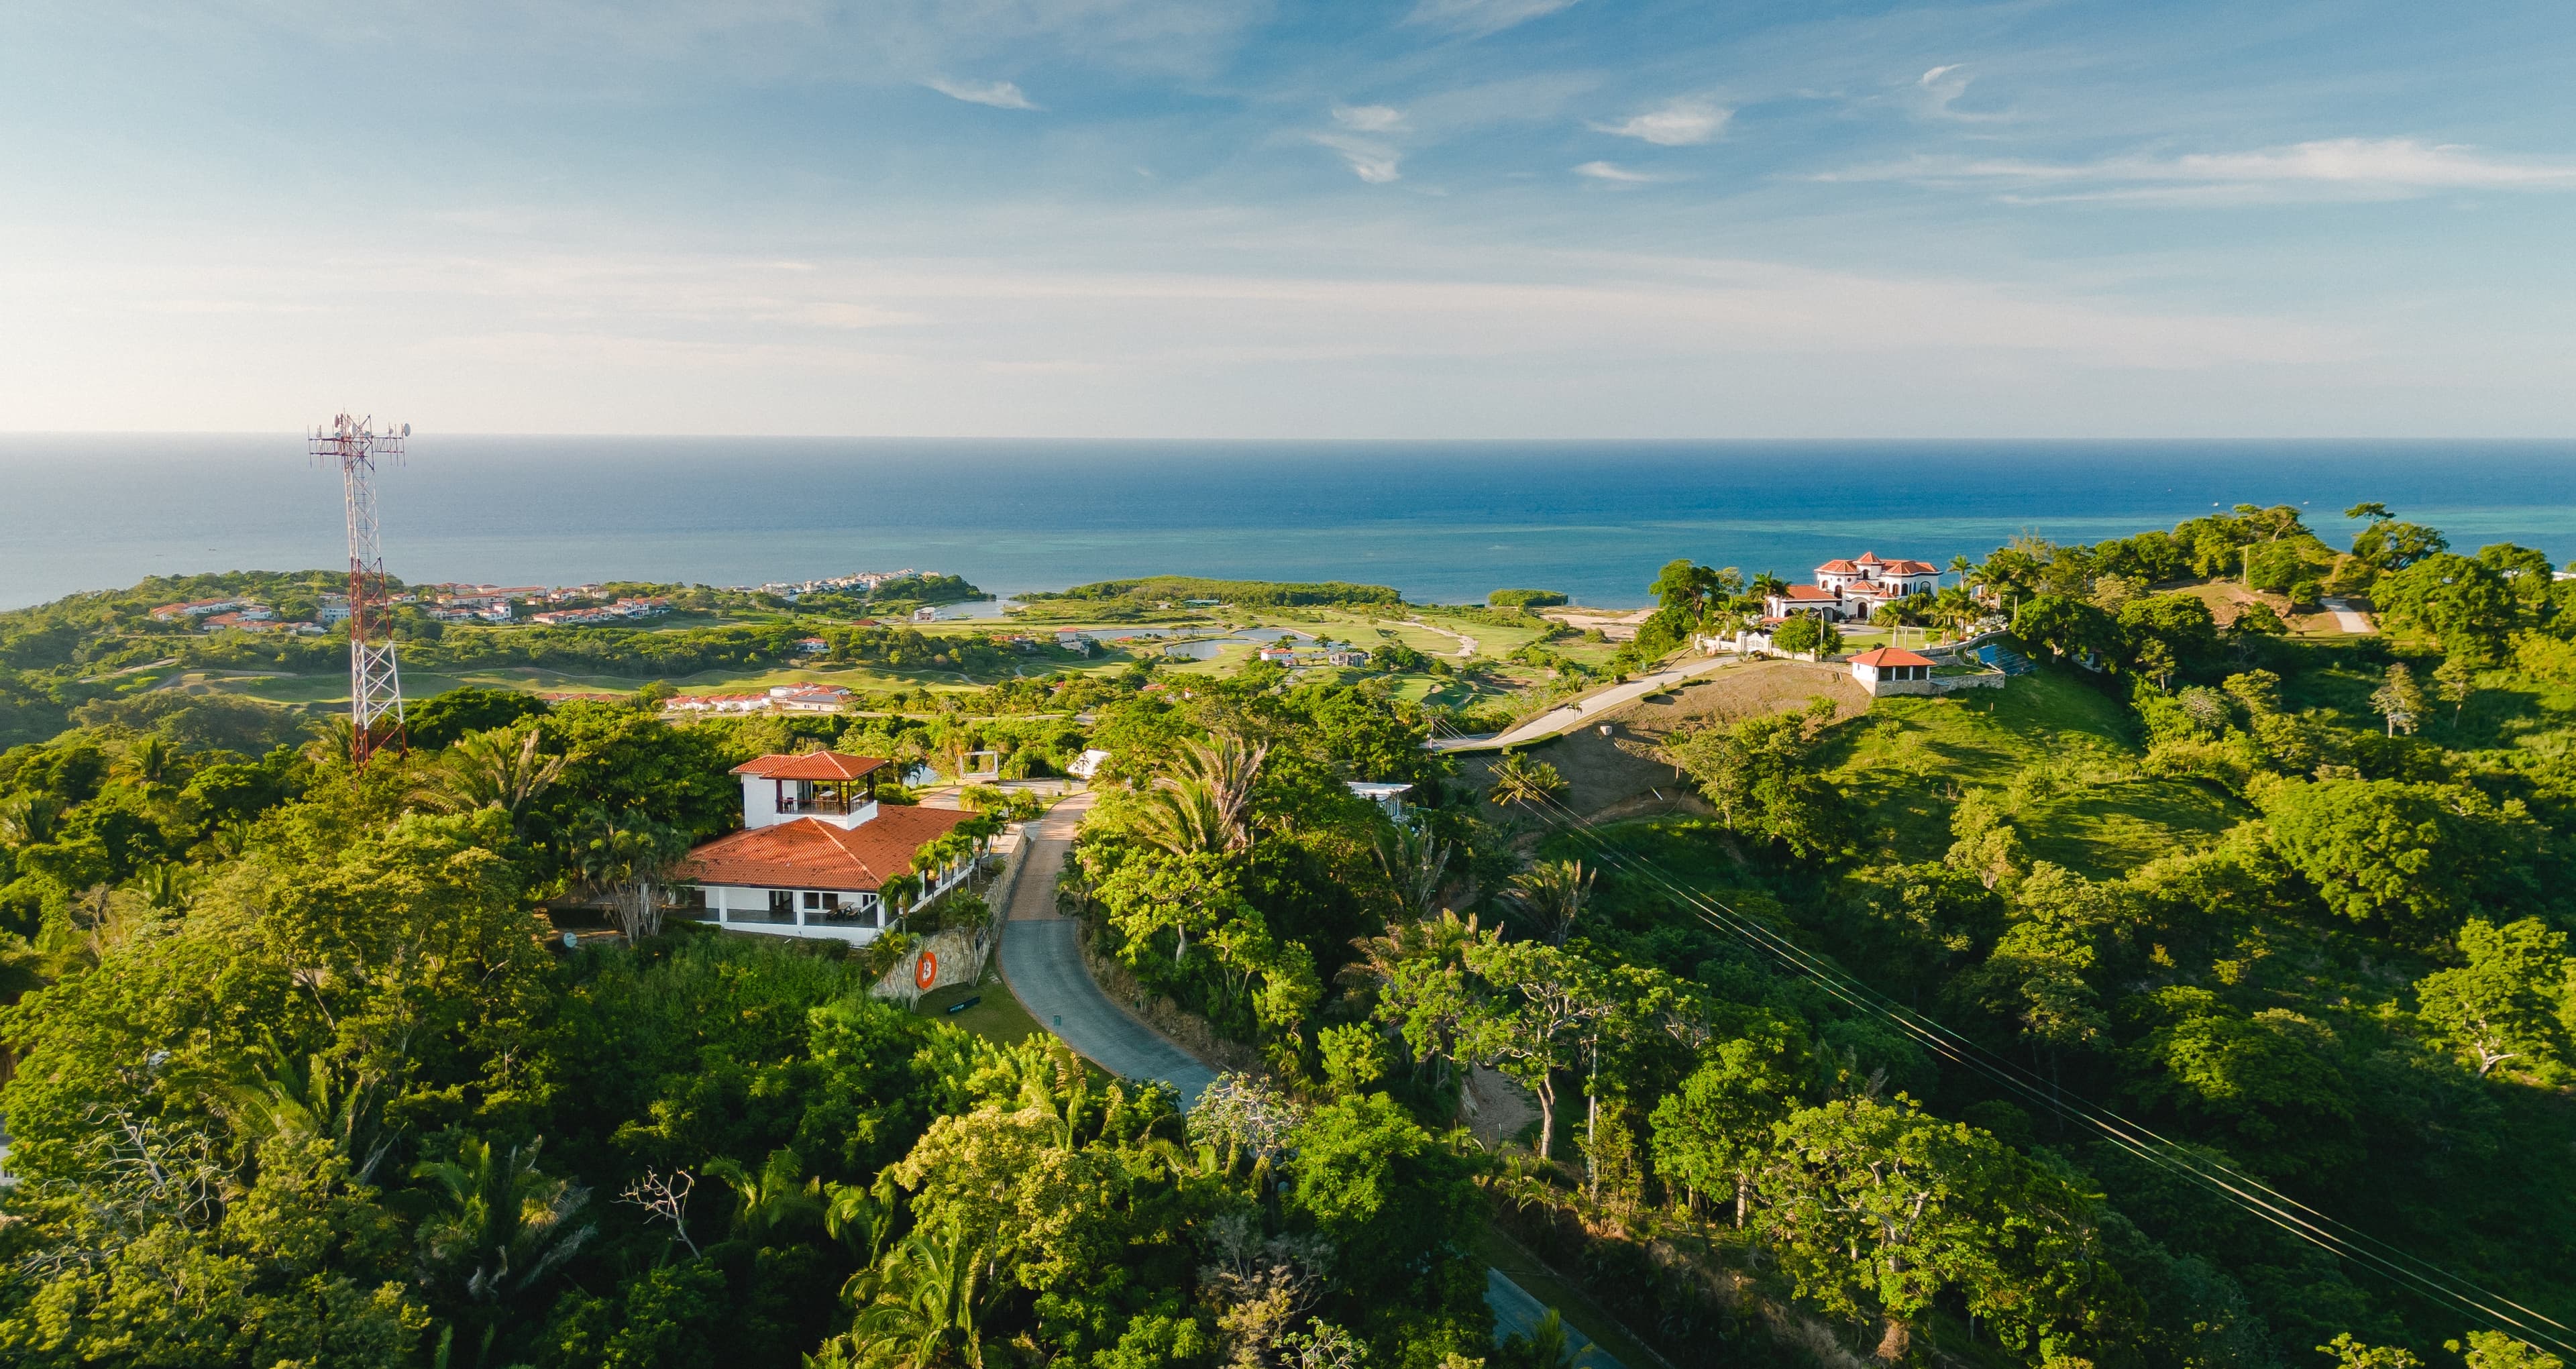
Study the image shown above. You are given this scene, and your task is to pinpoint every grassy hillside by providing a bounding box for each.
[1821,667,2246,876]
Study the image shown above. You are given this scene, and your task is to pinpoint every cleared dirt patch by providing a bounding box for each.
[1605,659,1869,734]
[1462,660,1869,818]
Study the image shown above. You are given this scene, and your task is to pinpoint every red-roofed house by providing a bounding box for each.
[1850,646,1937,696]
[1767,553,1944,622]
[674,753,980,941]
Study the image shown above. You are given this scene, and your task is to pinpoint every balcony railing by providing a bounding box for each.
[778,793,864,816]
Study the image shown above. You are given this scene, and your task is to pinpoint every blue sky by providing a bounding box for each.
[3,0,2571,437]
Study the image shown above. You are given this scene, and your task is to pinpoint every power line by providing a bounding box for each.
[1494,781,2575,1356]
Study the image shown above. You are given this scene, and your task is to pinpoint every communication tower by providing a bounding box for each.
[311,413,411,766]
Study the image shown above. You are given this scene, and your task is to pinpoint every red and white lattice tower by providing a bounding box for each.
[311,413,410,766]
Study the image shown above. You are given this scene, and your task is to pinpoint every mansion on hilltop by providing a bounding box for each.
[1762,551,1942,624]
[676,753,980,942]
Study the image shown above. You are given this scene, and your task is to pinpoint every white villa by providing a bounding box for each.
[676,753,981,942]
[1762,552,1943,624]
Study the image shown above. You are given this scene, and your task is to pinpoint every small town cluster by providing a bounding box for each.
[737,568,923,602]
[148,596,336,635]
[415,584,672,625]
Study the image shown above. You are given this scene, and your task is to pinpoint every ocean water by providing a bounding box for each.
[5,437,2576,612]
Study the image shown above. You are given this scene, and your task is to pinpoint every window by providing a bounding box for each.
[802,891,825,910]
[769,889,794,914]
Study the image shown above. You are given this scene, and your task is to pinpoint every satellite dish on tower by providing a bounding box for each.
[401,423,411,437]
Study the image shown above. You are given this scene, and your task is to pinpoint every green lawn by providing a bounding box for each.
[1823,669,2245,877]
[914,973,1053,1049]
[169,602,1554,717]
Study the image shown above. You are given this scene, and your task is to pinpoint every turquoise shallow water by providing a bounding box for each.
[5,437,2574,610]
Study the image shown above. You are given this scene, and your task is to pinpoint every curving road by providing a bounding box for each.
[994,791,1218,1109]
[990,791,1625,1366]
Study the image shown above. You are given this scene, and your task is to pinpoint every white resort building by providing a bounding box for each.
[1762,552,1943,624]
[676,753,981,942]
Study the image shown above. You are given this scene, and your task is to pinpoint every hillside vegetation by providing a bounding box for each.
[0,501,2569,1369]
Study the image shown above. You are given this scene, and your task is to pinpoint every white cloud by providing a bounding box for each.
[1828,138,2576,201]
[1311,133,1402,184]
[1332,104,1406,133]
[924,77,1040,110]
[1913,63,2002,122]
[1405,0,1580,38]
[1573,161,1656,184]
[1593,98,1729,146]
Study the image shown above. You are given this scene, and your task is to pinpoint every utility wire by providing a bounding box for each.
[1489,777,2575,1356]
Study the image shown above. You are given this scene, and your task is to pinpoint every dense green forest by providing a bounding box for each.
[0,502,2570,1369]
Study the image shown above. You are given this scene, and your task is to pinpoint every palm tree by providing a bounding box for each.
[411,726,568,831]
[704,1150,826,1242]
[1487,752,1566,809]
[123,735,177,789]
[0,793,62,848]
[1507,859,1594,946]
[1347,908,1483,988]
[412,1134,594,1363]
[830,1223,999,1368]
[230,1048,392,1184]
[1373,820,1452,921]
[129,860,201,912]
[575,814,691,941]
[1747,571,1788,600]
[1137,734,1266,855]
[303,715,356,767]
[1134,777,1233,856]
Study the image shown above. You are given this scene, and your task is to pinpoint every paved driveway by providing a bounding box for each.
[994,790,1218,1109]
[991,793,1619,1365]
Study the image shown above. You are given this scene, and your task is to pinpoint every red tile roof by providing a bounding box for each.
[1815,559,1860,575]
[1855,551,1884,564]
[732,753,888,781]
[1881,559,1940,576]
[1774,584,1839,600]
[680,807,973,892]
[1851,647,1935,668]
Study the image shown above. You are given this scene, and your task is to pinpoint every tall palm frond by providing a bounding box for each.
[129,860,203,913]
[228,1048,393,1183]
[411,1135,595,1307]
[1373,821,1452,920]
[1134,777,1234,857]
[1506,859,1595,947]
[123,735,177,787]
[575,813,691,941]
[704,1150,826,1240]
[1,793,64,848]
[1152,734,1265,851]
[303,716,355,767]
[1487,752,1566,808]
[837,1223,998,1368]
[1348,908,1482,987]
[411,726,568,826]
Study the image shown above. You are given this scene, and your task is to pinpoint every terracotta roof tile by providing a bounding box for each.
[1851,647,1935,667]
[732,753,888,781]
[680,807,973,891]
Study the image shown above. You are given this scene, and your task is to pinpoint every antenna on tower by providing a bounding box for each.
[311,412,409,766]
